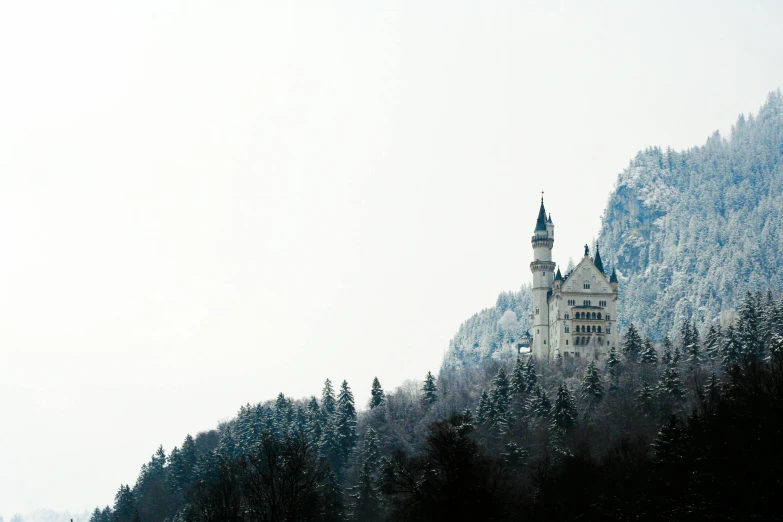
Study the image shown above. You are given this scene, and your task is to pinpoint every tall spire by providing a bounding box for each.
[609,268,618,283]
[594,244,605,274]
[535,195,547,232]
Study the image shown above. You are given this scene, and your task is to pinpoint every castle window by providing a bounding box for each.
[591,325,596,332]
[607,327,611,334]
[568,299,575,306]
[591,312,597,319]
[535,308,539,314]
[575,352,581,358]
[566,340,569,345]
[564,313,569,319]
[598,326,602,333]
[599,300,607,307]
[584,282,590,289]
[565,326,570,333]
[597,312,602,320]
[606,314,611,320]
[543,340,546,344]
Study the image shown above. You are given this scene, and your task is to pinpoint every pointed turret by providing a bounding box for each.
[594,245,605,274]
[610,268,618,284]
[554,267,563,281]
[535,197,547,232]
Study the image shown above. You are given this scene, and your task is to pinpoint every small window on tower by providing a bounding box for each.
[584,282,590,289]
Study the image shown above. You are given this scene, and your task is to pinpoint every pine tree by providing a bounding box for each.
[322,379,337,416]
[369,377,385,409]
[661,336,673,365]
[657,365,686,402]
[321,471,345,522]
[476,391,490,424]
[501,442,528,467]
[169,434,197,492]
[621,323,643,362]
[652,414,685,462]
[89,508,102,522]
[525,357,538,389]
[350,462,381,522]
[421,371,438,405]
[639,338,658,364]
[738,291,764,362]
[510,356,527,395]
[704,373,720,404]
[680,318,694,354]
[704,324,722,360]
[637,381,655,414]
[489,367,514,433]
[336,380,358,461]
[306,396,323,446]
[113,485,138,522]
[525,385,551,420]
[580,361,604,404]
[721,324,741,369]
[551,384,578,432]
[605,345,620,386]
[362,428,382,471]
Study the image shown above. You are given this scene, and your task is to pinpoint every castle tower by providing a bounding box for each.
[530,197,555,359]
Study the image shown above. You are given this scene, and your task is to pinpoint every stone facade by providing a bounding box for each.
[529,199,619,360]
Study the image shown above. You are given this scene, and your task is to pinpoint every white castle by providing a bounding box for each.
[529,197,619,360]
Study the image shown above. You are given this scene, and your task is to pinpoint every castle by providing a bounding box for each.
[529,197,619,360]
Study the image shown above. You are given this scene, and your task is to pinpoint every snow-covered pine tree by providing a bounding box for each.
[704,324,722,360]
[489,367,514,433]
[661,336,673,365]
[336,380,358,461]
[622,323,643,362]
[322,379,337,416]
[704,373,720,404]
[421,371,438,405]
[476,391,490,424]
[639,338,658,365]
[525,357,538,389]
[551,384,578,433]
[652,414,685,463]
[369,377,385,409]
[306,396,323,446]
[580,361,604,404]
[721,325,741,369]
[510,356,527,395]
[637,381,655,414]
[657,365,686,402]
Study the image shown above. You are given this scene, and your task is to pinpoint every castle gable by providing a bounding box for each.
[562,257,612,294]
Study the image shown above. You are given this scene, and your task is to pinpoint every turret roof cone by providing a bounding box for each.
[535,197,547,232]
[594,245,605,274]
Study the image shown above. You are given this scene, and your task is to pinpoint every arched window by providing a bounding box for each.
[592,325,596,332]
[597,312,602,320]
[598,326,602,333]
[606,314,610,320]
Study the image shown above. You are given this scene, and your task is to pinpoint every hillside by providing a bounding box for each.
[444,90,783,368]
[600,90,783,340]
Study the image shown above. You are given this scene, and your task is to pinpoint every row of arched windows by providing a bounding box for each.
[576,325,602,333]
[575,311,602,320]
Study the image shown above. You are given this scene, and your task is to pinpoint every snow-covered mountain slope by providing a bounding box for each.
[444,90,783,367]
[599,90,783,340]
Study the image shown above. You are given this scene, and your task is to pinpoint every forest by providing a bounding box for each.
[86,290,783,521]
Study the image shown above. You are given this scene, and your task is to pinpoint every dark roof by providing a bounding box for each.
[609,268,618,283]
[554,267,563,281]
[547,213,554,224]
[535,198,547,231]
[594,245,605,273]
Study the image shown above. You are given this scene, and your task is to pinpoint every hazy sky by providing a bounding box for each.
[1,0,782,516]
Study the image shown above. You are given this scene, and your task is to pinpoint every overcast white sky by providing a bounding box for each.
[1,0,782,516]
